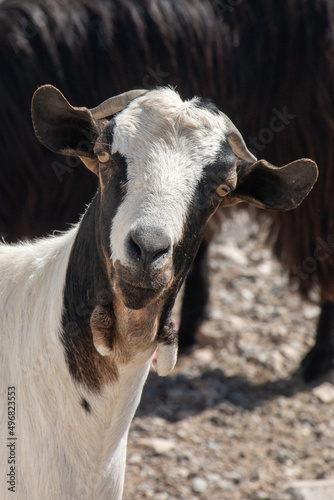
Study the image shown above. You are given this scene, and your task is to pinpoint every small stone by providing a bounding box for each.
[210,414,226,427]
[205,472,221,483]
[193,347,214,365]
[312,382,334,403]
[302,304,321,320]
[255,492,271,500]
[206,439,220,451]
[280,344,301,362]
[136,482,154,494]
[127,453,141,464]
[196,325,225,348]
[241,288,255,301]
[217,244,248,266]
[224,471,242,484]
[258,262,273,275]
[138,437,175,454]
[176,428,187,439]
[280,479,334,500]
[218,479,235,491]
[191,477,207,493]
[270,351,286,374]
[155,493,169,500]
[226,314,247,330]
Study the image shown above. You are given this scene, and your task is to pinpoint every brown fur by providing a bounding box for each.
[90,304,114,352]
[111,296,160,363]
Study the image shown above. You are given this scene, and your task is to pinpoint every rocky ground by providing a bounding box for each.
[123,210,334,500]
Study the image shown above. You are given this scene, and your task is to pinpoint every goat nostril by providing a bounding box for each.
[128,236,143,261]
[152,246,170,262]
[127,227,171,266]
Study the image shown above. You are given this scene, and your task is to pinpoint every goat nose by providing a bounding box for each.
[128,226,172,267]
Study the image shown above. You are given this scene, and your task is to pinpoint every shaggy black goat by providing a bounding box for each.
[1,0,333,381]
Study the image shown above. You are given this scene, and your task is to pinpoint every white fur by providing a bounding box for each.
[156,343,178,376]
[0,230,154,499]
[110,88,228,266]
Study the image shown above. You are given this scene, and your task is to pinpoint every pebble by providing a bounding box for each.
[191,477,208,493]
[216,244,248,266]
[206,440,220,451]
[196,325,226,348]
[138,437,175,454]
[225,314,247,330]
[193,347,214,365]
[279,479,334,500]
[302,303,321,320]
[176,428,188,439]
[218,479,235,491]
[280,344,302,362]
[127,453,142,464]
[155,493,169,500]
[255,492,271,500]
[312,382,334,403]
[241,288,255,301]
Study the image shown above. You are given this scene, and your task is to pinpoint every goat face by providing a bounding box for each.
[106,90,240,309]
[32,86,318,310]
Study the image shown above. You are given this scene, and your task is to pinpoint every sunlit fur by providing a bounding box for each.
[0,228,155,499]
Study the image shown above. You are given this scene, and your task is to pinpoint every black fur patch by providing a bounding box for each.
[81,398,91,413]
[61,153,128,391]
[194,98,220,115]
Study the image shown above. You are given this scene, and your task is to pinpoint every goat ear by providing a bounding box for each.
[31,85,100,174]
[222,159,318,210]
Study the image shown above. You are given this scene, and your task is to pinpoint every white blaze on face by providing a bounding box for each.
[110,88,228,266]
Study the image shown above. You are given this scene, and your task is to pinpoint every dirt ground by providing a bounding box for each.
[123,210,334,500]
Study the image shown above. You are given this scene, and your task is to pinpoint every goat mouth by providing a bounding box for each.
[119,278,159,295]
[114,260,173,309]
[115,261,171,289]
[119,277,157,293]
[117,277,163,310]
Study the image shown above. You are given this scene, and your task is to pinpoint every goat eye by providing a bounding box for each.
[97,152,110,163]
[216,184,231,197]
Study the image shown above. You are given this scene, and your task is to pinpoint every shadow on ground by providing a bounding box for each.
[135,364,325,422]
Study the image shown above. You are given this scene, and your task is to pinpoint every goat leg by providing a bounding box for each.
[301,301,334,382]
[178,240,210,352]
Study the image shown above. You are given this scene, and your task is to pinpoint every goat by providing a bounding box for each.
[0,0,332,380]
[0,85,317,499]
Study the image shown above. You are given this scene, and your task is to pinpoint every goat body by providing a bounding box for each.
[0,230,147,499]
[0,86,317,498]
